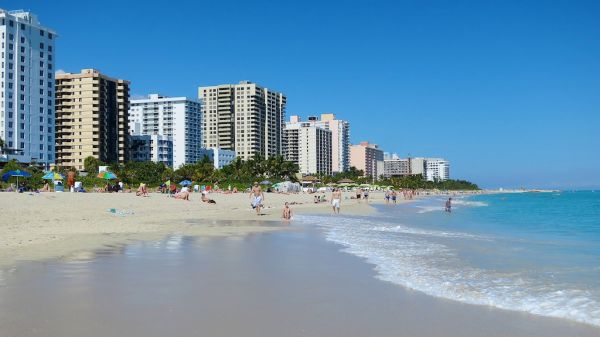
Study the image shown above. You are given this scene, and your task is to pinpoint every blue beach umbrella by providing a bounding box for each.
[2,169,32,188]
[179,180,192,186]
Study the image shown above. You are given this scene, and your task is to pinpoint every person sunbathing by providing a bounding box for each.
[174,190,190,201]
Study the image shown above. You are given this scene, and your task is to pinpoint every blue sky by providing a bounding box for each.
[6,0,600,189]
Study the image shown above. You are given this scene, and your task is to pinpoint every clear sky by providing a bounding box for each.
[6,0,600,189]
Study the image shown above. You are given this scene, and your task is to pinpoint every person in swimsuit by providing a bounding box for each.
[384,190,390,204]
[250,182,265,215]
[445,198,452,213]
[331,188,342,214]
[282,202,292,220]
[391,190,397,204]
[363,189,369,203]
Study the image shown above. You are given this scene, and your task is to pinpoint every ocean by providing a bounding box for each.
[299,191,600,326]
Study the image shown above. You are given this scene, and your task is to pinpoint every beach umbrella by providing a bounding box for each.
[179,180,192,186]
[42,172,64,180]
[97,171,117,180]
[2,169,32,188]
[260,180,272,185]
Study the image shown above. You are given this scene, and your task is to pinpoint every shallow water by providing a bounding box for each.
[302,191,600,326]
[1,223,599,337]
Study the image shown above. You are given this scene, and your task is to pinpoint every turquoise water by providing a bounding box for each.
[300,191,600,326]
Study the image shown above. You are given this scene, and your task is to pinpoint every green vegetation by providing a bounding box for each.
[1,155,477,191]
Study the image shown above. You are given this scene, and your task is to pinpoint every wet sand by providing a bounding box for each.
[0,225,598,337]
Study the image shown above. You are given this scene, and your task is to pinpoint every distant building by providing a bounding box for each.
[128,94,202,168]
[199,81,286,161]
[283,117,332,175]
[55,69,129,171]
[0,9,56,166]
[425,158,450,181]
[383,158,410,178]
[350,141,384,178]
[301,114,350,173]
[198,148,236,169]
[129,134,173,167]
[409,157,426,176]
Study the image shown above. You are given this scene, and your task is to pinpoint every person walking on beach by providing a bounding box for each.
[250,182,265,215]
[363,189,370,203]
[331,188,342,214]
[282,202,292,220]
[445,198,452,213]
[391,190,397,204]
[384,190,390,204]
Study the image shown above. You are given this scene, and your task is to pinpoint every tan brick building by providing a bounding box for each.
[55,69,129,170]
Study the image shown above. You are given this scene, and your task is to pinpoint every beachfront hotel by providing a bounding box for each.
[383,157,410,178]
[293,114,350,173]
[424,158,450,181]
[129,134,173,167]
[199,81,286,161]
[198,147,237,169]
[128,94,202,168]
[55,69,129,171]
[283,116,332,175]
[350,141,384,178]
[0,9,56,166]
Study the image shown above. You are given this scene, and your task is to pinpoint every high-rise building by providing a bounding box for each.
[129,134,173,167]
[425,158,450,181]
[198,147,237,169]
[292,113,349,173]
[383,158,410,178]
[0,9,56,166]
[55,69,129,171]
[128,94,202,168]
[199,81,286,161]
[350,141,384,178]
[283,116,332,175]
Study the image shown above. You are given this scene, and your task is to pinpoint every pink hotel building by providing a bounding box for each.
[350,141,384,178]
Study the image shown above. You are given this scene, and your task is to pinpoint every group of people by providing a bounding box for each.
[384,190,398,204]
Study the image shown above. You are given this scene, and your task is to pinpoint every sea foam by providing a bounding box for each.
[298,213,600,327]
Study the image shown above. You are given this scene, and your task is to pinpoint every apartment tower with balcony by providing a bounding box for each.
[199,81,286,161]
[55,69,129,170]
[128,94,201,168]
[0,9,56,166]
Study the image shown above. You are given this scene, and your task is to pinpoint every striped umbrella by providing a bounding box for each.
[97,171,118,180]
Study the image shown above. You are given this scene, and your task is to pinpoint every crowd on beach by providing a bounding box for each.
[1,175,484,221]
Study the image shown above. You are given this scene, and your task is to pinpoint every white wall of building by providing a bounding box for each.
[129,94,202,168]
[199,147,236,169]
[0,10,56,165]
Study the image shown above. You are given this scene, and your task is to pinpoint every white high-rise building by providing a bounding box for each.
[129,134,173,167]
[129,94,202,168]
[199,81,286,161]
[302,113,350,173]
[425,158,450,181]
[283,116,332,175]
[0,10,56,166]
[198,147,236,169]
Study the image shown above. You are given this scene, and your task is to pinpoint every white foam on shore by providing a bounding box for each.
[299,215,600,327]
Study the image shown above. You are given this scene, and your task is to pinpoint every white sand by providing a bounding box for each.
[0,190,386,267]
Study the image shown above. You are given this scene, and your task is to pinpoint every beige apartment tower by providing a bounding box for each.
[55,69,129,170]
[199,81,286,161]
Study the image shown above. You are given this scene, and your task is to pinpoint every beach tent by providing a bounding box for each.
[2,169,32,189]
[273,181,301,193]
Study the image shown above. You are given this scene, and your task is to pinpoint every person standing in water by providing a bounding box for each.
[331,188,342,214]
[250,182,265,215]
[282,202,292,220]
[445,198,452,213]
